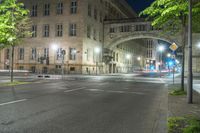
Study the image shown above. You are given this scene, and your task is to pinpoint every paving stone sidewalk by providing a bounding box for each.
[168,87,200,118]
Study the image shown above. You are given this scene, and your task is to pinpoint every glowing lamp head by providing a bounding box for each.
[95,47,100,54]
[51,44,58,50]
[158,45,165,52]
[126,54,131,59]
[167,53,171,57]
[137,57,141,61]
[197,43,200,48]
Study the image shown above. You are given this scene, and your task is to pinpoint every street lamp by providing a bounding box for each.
[137,56,141,70]
[95,47,100,75]
[51,44,58,51]
[126,54,131,60]
[158,45,165,77]
[61,49,66,79]
[51,44,58,74]
[126,54,131,72]
[167,53,171,58]
[137,56,141,61]
[158,45,165,52]
[197,42,200,48]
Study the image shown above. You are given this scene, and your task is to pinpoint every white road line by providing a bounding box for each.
[86,89,145,95]
[64,87,86,93]
[0,99,27,106]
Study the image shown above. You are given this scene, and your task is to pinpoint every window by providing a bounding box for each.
[88,4,91,16]
[86,49,89,61]
[93,29,96,40]
[87,25,91,38]
[31,48,36,60]
[110,27,115,33]
[19,48,24,60]
[70,67,75,71]
[116,53,118,62]
[31,5,37,17]
[32,25,37,37]
[44,48,49,58]
[56,65,61,69]
[43,24,49,37]
[56,24,63,37]
[135,25,146,31]
[113,52,115,61]
[19,66,24,70]
[56,48,62,60]
[69,48,76,60]
[70,0,77,14]
[31,66,36,73]
[100,12,103,23]
[120,25,130,32]
[94,8,97,20]
[69,23,77,36]
[56,2,63,15]
[44,3,50,16]
[99,32,102,42]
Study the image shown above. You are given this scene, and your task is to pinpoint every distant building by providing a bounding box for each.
[0,0,137,74]
[145,39,159,71]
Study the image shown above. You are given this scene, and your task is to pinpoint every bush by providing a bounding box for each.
[168,117,200,133]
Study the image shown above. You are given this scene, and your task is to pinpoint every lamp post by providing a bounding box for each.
[61,49,66,79]
[167,53,171,74]
[187,0,193,104]
[95,47,100,75]
[126,54,131,73]
[51,44,58,74]
[137,56,141,70]
[158,45,165,77]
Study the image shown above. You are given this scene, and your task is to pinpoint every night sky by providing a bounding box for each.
[126,0,155,13]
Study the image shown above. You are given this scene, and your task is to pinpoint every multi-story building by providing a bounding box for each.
[145,39,159,71]
[0,0,138,74]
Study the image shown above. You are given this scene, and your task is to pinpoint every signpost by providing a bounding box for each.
[169,43,178,84]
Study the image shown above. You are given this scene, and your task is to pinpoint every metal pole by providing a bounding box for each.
[96,62,97,75]
[96,52,98,75]
[173,65,175,85]
[160,51,162,78]
[187,0,193,104]
[61,49,66,79]
[62,53,64,79]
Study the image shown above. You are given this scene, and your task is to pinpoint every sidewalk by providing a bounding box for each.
[168,86,200,118]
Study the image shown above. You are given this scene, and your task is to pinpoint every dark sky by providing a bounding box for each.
[126,0,155,13]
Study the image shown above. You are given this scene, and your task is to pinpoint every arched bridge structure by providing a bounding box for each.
[103,18,182,50]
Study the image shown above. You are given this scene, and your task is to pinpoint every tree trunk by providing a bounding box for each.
[10,45,14,83]
[181,23,187,91]
[181,42,185,90]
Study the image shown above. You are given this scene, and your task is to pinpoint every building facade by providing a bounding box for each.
[145,39,159,71]
[0,0,137,74]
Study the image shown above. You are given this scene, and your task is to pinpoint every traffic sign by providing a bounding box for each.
[169,43,178,51]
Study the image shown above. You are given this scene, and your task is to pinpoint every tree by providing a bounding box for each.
[140,0,200,90]
[0,0,31,82]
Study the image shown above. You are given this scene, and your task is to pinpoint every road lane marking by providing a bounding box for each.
[86,89,145,95]
[0,99,27,106]
[64,87,86,93]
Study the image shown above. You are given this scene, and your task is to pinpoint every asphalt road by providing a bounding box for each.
[0,74,167,133]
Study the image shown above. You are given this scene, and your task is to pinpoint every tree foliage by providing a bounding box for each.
[0,0,31,48]
[140,0,200,33]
